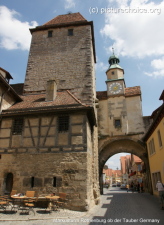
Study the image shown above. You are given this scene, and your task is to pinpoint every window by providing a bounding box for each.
[111,71,115,75]
[114,119,121,128]
[152,172,161,190]
[31,177,35,188]
[12,118,24,135]
[148,138,155,155]
[52,177,62,187]
[157,130,162,148]
[68,29,73,36]
[58,115,69,132]
[48,30,53,37]
[53,177,57,187]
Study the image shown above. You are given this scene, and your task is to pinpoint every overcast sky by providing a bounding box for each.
[0,0,163,169]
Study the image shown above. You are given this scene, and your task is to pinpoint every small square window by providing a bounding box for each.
[68,29,73,36]
[114,119,121,128]
[48,30,53,37]
[58,115,69,132]
[111,71,115,75]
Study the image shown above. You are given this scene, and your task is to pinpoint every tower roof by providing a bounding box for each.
[44,12,87,26]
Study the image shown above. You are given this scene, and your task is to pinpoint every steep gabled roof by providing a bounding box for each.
[1,90,87,115]
[44,12,87,26]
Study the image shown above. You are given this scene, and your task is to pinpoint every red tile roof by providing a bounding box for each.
[44,12,87,26]
[2,90,86,115]
[96,86,141,100]
[125,86,141,97]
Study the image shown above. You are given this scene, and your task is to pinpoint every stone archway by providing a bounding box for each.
[99,136,152,194]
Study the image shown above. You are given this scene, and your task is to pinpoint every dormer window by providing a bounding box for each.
[48,30,53,37]
[68,29,73,36]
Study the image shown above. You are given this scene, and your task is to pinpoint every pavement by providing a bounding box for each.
[0,187,164,225]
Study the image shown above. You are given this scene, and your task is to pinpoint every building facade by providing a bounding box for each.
[0,13,99,211]
[143,91,164,196]
[97,53,152,194]
[0,12,156,210]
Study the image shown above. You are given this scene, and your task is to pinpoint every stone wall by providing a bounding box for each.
[98,95,146,138]
[0,152,88,211]
[0,112,99,211]
[24,25,96,106]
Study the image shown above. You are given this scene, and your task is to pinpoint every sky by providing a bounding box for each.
[0,0,164,169]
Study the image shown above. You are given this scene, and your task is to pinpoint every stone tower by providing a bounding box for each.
[24,12,96,106]
[0,12,100,211]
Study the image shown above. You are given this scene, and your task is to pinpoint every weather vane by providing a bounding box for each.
[112,46,115,55]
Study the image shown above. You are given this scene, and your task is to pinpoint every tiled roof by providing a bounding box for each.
[96,91,107,100]
[44,12,87,26]
[159,90,164,101]
[11,83,24,95]
[96,86,141,100]
[2,90,86,115]
[125,86,141,97]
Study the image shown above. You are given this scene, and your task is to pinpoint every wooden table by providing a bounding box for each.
[45,196,60,211]
[11,195,36,213]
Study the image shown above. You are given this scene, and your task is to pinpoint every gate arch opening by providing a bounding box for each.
[99,137,152,194]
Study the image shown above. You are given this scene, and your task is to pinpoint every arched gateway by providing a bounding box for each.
[98,136,152,194]
[97,52,152,195]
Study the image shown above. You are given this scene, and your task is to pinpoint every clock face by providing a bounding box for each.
[109,82,123,94]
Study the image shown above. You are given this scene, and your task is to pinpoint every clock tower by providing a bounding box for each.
[106,52,125,96]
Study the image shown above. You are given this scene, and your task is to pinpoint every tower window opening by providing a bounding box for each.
[68,29,73,36]
[48,30,53,37]
[114,119,121,128]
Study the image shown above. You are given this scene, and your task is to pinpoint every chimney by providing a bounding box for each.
[46,80,57,101]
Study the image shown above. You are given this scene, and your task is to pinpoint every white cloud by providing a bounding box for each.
[100,0,164,58]
[151,57,164,70]
[96,61,108,72]
[0,6,38,50]
[64,0,76,9]
[144,57,164,77]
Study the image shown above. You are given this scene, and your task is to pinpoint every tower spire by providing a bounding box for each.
[112,46,115,55]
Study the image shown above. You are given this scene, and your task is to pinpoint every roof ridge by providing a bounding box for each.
[43,12,87,26]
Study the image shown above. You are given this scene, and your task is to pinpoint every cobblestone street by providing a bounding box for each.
[0,187,164,225]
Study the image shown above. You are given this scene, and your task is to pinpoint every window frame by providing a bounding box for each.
[12,118,24,135]
[68,29,73,36]
[114,119,121,128]
[48,30,53,37]
[148,138,156,156]
[157,130,163,148]
[58,115,69,133]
